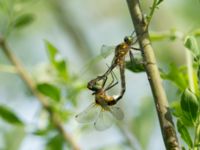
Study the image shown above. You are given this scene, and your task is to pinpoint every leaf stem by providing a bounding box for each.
[147,0,158,24]
[126,0,180,149]
[0,37,80,150]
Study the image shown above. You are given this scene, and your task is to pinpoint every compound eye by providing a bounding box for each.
[124,36,129,43]
[87,81,101,91]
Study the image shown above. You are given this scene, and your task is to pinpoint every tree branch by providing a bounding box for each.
[126,0,180,149]
[0,38,80,150]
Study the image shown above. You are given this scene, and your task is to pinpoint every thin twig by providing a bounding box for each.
[0,38,80,150]
[147,0,158,24]
[0,64,17,73]
[126,0,180,149]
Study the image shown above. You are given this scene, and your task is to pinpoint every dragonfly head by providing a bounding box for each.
[124,36,134,45]
[87,80,102,92]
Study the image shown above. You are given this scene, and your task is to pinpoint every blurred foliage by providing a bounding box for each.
[130,97,155,149]
[3,126,25,150]
[0,105,23,125]
[0,0,200,150]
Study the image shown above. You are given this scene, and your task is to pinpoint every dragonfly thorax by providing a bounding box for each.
[95,91,116,107]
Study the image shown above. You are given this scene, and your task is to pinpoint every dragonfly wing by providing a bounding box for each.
[75,103,101,123]
[94,108,114,131]
[110,106,124,120]
[101,45,115,59]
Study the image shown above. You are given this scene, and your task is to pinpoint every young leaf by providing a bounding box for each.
[184,36,200,57]
[126,60,145,73]
[45,41,58,65]
[160,64,188,91]
[177,119,193,148]
[45,41,68,79]
[14,14,34,28]
[37,83,60,102]
[180,89,199,123]
[171,101,193,126]
[157,0,164,5]
[0,105,23,125]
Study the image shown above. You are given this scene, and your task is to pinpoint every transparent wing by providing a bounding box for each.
[78,45,115,76]
[75,103,101,123]
[110,106,124,120]
[101,45,115,59]
[94,108,114,131]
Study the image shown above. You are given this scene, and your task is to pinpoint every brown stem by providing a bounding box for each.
[0,38,80,150]
[126,0,180,149]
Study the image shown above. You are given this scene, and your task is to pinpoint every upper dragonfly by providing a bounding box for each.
[75,71,124,131]
[94,31,140,102]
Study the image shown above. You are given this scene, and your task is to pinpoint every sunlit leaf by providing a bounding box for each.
[180,89,199,123]
[0,105,23,125]
[14,13,34,28]
[177,119,193,148]
[37,83,60,102]
[45,41,58,65]
[160,64,188,91]
[184,35,200,58]
[171,101,193,126]
[45,41,68,79]
[194,122,200,147]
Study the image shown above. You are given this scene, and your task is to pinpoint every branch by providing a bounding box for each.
[0,37,80,150]
[126,0,180,149]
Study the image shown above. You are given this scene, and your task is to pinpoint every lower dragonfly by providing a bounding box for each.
[75,70,124,131]
[93,31,141,102]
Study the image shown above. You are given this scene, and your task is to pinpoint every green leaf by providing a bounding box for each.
[184,36,200,57]
[126,60,145,73]
[45,41,58,65]
[194,122,200,147]
[37,83,60,102]
[160,64,188,91]
[156,0,164,5]
[0,105,23,125]
[14,14,34,28]
[180,89,199,123]
[171,101,193,126]
[177,119,193,148]
[46,134,64,150]
[45,41,68,79]
[171,101,183,117]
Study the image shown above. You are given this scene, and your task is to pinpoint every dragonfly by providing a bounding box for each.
[75,70,124,131]
[92,31,141,102]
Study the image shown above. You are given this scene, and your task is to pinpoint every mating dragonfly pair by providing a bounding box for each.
[75,31,141,131]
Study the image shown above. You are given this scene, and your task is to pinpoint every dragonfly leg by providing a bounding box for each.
[100,63,117,78]
[131,47,140,51]
[129,50,136,66]
[102,75,108,88]
[105,70,118,91]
